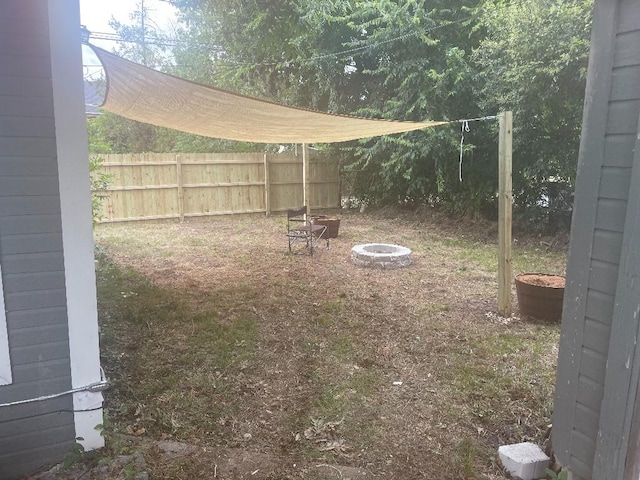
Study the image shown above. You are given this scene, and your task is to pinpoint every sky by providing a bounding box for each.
[79,0,178,50]
[79,0,178,79]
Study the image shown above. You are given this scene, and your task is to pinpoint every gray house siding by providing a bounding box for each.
[593,114,640,480]
[553,0,640,478]
[0,1,76,478]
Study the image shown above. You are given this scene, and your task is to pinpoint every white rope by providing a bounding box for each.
[459,120,470,182]
[454,115,498,182]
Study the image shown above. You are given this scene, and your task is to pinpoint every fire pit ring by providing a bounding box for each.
[351,243,412,269]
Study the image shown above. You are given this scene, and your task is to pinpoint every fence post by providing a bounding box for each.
[302,143,310,214]
[264,153,270,216]
[176,154,184,222]
[498,111,513,317]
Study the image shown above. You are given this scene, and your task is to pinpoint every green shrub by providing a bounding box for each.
[89,156,113,225]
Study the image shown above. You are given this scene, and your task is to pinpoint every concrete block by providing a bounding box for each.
[498,442,550,480]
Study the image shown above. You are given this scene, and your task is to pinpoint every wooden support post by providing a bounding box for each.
[176,154,184,222]
[498,111,513,317]
[263,153,270,216]
[302,143,310,215]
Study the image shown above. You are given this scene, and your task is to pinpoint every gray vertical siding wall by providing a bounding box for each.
[0,1,76,479]
[553,0,640,478]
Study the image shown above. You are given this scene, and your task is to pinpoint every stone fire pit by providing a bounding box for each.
[351,243,412,269]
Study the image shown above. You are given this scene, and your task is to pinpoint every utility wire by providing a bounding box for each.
[90,30,225,51]
[85,0,527,69]
[0,406,105,425]
[0,369,108,408]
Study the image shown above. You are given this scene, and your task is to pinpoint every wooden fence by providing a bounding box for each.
[95,152,340,222]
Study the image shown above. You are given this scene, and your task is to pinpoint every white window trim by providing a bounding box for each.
[0,262,12,385]
[49,0,103,450]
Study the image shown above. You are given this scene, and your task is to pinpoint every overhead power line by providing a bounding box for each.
[86,0,527,69]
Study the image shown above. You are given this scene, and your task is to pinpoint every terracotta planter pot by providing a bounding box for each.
[515,273,565,321]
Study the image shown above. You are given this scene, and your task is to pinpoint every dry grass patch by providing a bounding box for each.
[93,210,565,479]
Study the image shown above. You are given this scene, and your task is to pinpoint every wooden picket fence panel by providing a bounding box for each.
[96,152,340,222]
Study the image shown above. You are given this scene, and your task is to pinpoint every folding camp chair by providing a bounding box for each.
[286,206,328,255]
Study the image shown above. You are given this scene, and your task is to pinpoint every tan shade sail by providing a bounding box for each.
[92,46,447,144]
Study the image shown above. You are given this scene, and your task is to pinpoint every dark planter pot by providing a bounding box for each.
[312,216,341,238]
[515,273,565,322]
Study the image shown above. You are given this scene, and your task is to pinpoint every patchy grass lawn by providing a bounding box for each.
[93,209,566,479]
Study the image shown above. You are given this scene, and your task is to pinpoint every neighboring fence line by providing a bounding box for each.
[96,152,340,223]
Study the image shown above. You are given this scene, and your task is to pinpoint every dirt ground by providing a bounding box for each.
[60,209,565,479]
